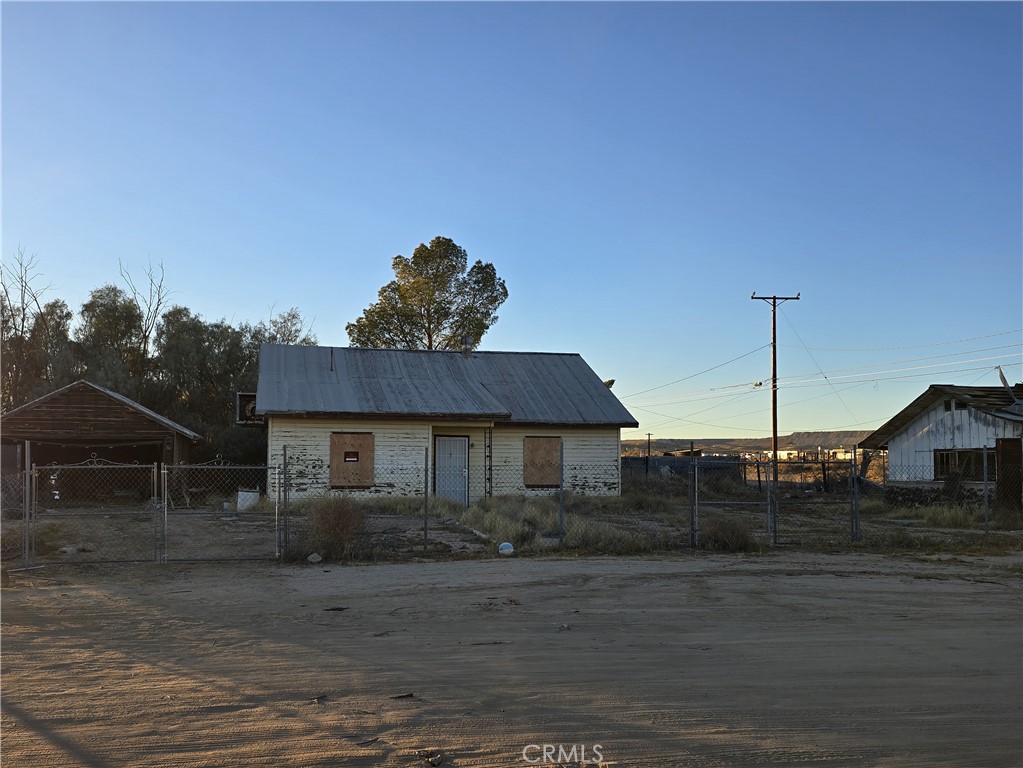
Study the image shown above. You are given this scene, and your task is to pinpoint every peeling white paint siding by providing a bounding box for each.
[886,403,1023,479]
[490,427,622,498]
[268,418,623,501]
[268,418,430,498]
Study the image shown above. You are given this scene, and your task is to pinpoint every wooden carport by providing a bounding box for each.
[0,380,201,469]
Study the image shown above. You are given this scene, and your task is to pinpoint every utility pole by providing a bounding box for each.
[750,293,800,487]
[645,433,652,476]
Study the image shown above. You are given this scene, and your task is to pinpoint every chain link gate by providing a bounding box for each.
[162,459,281,561]
[9,458,284,565]
[23,458,161,564]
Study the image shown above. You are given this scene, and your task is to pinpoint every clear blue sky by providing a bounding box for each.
[3,1,1021,441]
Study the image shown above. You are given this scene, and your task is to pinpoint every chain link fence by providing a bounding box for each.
[5,445,1020,567]
[622,456,859,548]
[620,451,1021,549]
[4,458,281,566]
[881,457,1022,537]
[7,459,162,565]
[163,460,279,561]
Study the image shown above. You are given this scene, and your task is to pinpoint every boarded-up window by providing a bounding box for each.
[330,433,375,488]
[523,436,561,488]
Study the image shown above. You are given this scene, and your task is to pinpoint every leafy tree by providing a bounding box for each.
[153,305,317,461]
[346,236,508,350]
[73,284,144,396]
[30,299,76,391]
[153,307,256,460]
[0,249,74,409]
[1,249,318,462]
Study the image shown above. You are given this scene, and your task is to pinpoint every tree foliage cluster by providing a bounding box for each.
[346,236,508,351]
[3,236,507,462]
[1,249,316,462]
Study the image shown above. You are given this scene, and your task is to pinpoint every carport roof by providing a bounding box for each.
[1,380,201,443]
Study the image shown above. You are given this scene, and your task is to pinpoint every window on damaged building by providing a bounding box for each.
[933,449,992,482]
[330,432,375,488]
[523,436,561,488]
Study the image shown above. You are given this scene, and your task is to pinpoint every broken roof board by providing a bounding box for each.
[256,345,639,428]
[859,383,1023,450]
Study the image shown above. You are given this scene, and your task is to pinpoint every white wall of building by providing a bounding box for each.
[267,417,623,502]
[886,402,1022,480]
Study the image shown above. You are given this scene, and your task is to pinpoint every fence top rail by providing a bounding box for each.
[35,456,157,470]
[167,462,274,470]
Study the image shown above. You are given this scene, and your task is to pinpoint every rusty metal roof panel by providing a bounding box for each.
[256,345,638,427]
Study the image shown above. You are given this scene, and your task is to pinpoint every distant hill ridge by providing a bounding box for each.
[623,430,872,455]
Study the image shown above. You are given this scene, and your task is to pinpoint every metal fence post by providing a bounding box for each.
[423,446,430,552]
[558,439,566,546]
[274,465,282,558]
[691,454,700,548]
[22,464,32,568]
[282,446,290,553]
[982,446,990,541]
[850,452,861,542]
[152,463,159,562]
[161,464,169,562]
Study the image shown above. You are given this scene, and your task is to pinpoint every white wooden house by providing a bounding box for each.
[859,384,1023,499]
[255,345,638,505]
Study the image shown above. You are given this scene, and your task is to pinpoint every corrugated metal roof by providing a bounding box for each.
[859,383,1023,449]
[256,345,639,427]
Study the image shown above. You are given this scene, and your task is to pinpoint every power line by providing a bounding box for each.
[779,362,1022,390]
[780,354,1022,386]
[780,306,857,424]
[623,362,1016,436]
[777,328,1022,353]
[619,344,770,399]
[776,344,1021,383]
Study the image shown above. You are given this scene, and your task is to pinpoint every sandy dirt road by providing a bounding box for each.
[2,552,1021,767]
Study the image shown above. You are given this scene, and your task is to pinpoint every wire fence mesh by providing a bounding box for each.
[163,461,279,561]
[2,459,280,565]
[3,446,1020,567]
[21,459,162,564]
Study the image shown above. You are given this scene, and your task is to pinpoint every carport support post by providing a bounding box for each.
[22,442,32,568]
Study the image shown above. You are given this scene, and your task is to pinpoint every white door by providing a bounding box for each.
[435,436,469,506]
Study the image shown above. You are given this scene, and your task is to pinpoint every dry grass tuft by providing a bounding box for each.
[700,515,759,553]
[290,495,365,561]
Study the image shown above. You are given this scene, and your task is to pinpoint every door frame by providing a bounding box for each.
[434,435,469,506]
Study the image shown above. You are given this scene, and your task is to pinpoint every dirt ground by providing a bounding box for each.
[2,551,1021,767]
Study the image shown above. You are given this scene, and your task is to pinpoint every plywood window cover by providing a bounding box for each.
[523,436,561,488]
[330,432,375,488]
